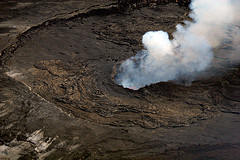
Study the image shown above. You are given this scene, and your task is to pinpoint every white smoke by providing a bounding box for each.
[116,0,240,90]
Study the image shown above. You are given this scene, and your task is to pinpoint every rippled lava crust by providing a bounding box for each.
[4,4,214,128]
[1,1,240,160]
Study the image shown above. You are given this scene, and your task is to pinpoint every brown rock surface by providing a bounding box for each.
[0,1,240,160]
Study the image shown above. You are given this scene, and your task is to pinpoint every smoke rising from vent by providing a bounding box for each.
[116,0,240,90]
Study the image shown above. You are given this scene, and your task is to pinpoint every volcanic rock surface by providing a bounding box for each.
[0,1,240,159]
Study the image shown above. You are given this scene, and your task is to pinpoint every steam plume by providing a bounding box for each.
[116,0,240,90]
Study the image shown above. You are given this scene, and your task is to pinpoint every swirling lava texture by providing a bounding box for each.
[4,5,240,129]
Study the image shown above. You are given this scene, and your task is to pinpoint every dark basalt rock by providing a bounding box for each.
[0,1,239,160]
[117,0,191,9]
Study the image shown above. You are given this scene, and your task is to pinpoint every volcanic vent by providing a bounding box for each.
[116,0,240,90]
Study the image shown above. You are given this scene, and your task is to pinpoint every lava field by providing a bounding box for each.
[0,1,240,159]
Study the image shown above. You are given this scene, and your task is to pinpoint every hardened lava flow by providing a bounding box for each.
[4,4,218,128]
[0,1,240,160]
